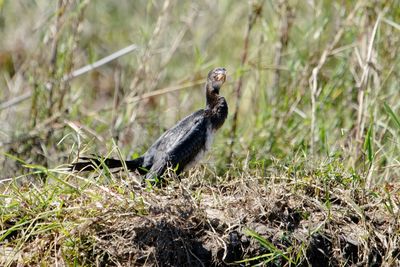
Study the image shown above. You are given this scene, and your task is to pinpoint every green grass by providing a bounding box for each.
[1,0,400,266]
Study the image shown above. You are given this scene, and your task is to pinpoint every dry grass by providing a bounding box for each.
[1,161,399,266]
[1,0,400,266]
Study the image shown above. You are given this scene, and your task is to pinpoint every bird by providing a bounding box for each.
[71,67,228,180]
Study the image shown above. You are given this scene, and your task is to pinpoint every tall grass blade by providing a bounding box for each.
[384,103,400,130]
[363,122,374,163]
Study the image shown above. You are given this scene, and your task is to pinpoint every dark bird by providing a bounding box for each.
[72,67,228,180]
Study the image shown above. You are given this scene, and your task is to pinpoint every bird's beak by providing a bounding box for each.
[216,70,227,83]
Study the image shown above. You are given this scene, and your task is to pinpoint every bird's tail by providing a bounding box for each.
[71,156,145,173]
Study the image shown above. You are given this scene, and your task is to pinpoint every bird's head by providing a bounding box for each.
[207,67,227,94]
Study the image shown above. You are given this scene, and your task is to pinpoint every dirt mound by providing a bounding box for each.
[68,178,398,266]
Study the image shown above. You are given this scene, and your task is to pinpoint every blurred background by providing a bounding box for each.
[0,0,399,183]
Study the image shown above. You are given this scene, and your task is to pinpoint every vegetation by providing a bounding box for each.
[1,0,399,266]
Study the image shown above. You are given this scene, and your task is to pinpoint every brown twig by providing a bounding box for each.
[111,68,122,139]
[47,0,65,118]
[128,0,171,95]
[355,13,383,143]
[0,44,139,112]
[228,1,264,164]
[308,1,362,155]
[91,79,206,113]
[62,44,139,82]
[269,0,293,104]
[57,0,90,112]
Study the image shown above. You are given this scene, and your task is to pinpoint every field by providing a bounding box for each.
[1,0,400,266]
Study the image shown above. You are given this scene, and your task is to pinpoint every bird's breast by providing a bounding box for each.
[204,124,215,151]
[184,124,215,171]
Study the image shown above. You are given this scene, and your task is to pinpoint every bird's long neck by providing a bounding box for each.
[205,83,220,110]
[205,83,228,130]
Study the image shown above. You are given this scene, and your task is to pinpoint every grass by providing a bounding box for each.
[1,0,400,266]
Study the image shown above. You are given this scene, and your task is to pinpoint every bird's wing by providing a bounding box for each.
[145,114,208,178]
[166,116,208,170]
[143,110,205,162]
